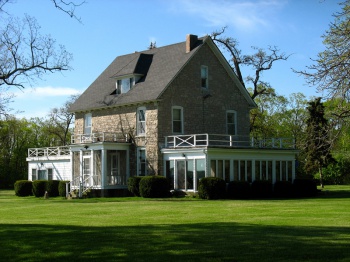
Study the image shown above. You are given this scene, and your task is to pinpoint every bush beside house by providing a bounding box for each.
[14,180,32,197]
[127,176,142,196]
[198,177,226,199]
[139,176,170,198]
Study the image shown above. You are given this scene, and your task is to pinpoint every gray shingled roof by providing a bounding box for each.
[69,37,206,112]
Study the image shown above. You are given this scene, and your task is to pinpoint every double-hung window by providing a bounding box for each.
[137,107,146,136]
[84,113,92,134]
[137,147,147,176]
[226,110,237,135]
[172,106,183,134]
[201,65,208,88]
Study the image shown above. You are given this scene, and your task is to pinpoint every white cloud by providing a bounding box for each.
[13,86,81,99]
[173,0,286,31]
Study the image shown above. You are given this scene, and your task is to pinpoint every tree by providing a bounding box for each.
[46,94,79,146]
[304,98,334,187]
[211,27,291,100]
[295,1,350,115]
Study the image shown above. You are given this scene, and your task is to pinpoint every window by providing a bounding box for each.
[32,168,37,181]
[116,77,134,94]
[137,147,147,176]
[48,168,53,180]
[226,110,237,135]
[137,107,146,136]
[84,113,92,134]
[201,65,208,88]
[172,106,183,134]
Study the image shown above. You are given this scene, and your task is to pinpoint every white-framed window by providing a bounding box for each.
[84,113,92,134]
[31,168,37,181]
[136,107,146,136]
[116,77,134,94]
[137,147,147,176]
[201,65,208,88]
[172,106,184,134]
[226,110,237,135]
[48,168,53,180]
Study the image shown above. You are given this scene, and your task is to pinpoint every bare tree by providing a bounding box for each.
[51,0,86,22]
[295,1,350,110]
[211,27,291,100]
[0,14,72,89]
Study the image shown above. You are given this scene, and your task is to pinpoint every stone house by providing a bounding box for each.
[27,34,298,196]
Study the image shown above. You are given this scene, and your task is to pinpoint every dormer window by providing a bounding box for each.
[116,77,134,95]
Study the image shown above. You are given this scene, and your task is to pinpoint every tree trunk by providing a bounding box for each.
[319,167,324,188]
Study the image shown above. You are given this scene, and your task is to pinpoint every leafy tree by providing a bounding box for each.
[304,98,334,187]
[211,27,290,100]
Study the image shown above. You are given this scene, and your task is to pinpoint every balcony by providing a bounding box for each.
[164,134,296,149]
[71,132,129,144]
[28,146,70,158]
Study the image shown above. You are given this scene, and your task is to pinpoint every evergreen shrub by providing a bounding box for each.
[58,181,70,197]
[273,181,293,198]
[32,180,47,197]
[46,180,60,197]
[293,178,317,197]
[127,176,142,196]
[139,176,170,198]
[198,177,226,200]
[14,180,32,197]
[251,180,273,198]
[227,181,251,199]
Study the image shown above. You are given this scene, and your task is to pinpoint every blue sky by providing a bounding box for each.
[4,0,341,119]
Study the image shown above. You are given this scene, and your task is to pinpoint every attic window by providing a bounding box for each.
[116,77,134,94]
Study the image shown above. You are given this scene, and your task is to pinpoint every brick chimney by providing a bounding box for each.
[186,34,198,53]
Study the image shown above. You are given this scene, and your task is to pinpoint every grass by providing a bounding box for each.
[0,186,350,262]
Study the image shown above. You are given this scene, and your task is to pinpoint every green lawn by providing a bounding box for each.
[1,186,350,262]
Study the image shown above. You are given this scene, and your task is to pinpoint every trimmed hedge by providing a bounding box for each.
[58,181,70,197]
[46,180,60,197]
[14,180,32,197]
[198,177,226,199]
[227,181,251,199]
[32,180,47,197]
[251,180,273,198]
[274,181,293,198]
[139,176,170,198]
[127,176,142,196]
[293,178,318,197]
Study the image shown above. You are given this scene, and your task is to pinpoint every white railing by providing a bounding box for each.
[71,132,129,144]
[28,146,70,158]
[165,134,295,149]
[66,175,100,198]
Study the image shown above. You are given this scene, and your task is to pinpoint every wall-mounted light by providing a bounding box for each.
[182,153,186,157]
[84,145,89,150]
[40,162,44,167]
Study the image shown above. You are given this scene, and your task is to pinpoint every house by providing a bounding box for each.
[27,34,298,196]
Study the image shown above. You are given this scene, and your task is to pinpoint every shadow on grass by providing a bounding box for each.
[1,222,349,262]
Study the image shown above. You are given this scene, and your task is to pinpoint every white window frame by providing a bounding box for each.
[226,110,237,135]
[84,113,92,135]
[136,107,146,136]
[137,147,147,176]
[116,77,135,94]
[172,106,184,134]
[201,65,208,89]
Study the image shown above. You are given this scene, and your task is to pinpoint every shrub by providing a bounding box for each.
[251,180,273,198]
[58,181,70,197]
[14,180,32,197]
[293,178,317,197]
[139,176,170,198]
[127,176,142,196]
[46,180,60,197]
[274,181,293,198]
[198,177,226,200]
[227,181,251,199]
[32,180,47,197]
